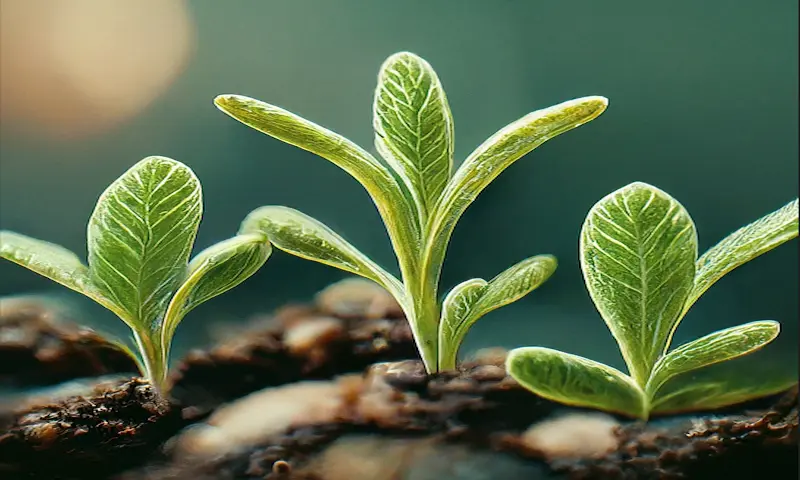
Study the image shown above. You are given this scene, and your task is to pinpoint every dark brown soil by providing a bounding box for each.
[125,355,798,480]
[0,299,138,386]
[547,387,799,480]
[0,378,184,479]
[170,288,416,416]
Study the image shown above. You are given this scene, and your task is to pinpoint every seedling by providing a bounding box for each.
[215,52,608,373]
[0,156,271,392]
[507,182,799,419]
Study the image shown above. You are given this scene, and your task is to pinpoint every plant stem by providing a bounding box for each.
[132,330,168,394]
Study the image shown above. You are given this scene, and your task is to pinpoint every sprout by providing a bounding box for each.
[507,182,798,419]
[215,52,607,373]
[0,156,271,393]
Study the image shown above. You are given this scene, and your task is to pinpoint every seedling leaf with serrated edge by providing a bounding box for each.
[218,51,608,372]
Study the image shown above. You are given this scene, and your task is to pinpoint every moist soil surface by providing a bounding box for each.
[0,378,184,479]
[1,280,797,479]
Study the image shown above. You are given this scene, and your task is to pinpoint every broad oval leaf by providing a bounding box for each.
[686,199,799,314]
[214,94,422,277]
[374,52,454,220]
[581,182,697,386]
[240,206,404,300]
[646,320,780,397]
[162,232,272,348]
[507,347,647,419]
[438,278,487,370]
[87,156,202,330]
[422,97,607,289]
[0,231,113,308]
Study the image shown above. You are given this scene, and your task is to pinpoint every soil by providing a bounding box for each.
[170,279,416,416]
[1,280,797,479]
[121,352,799,480]
[0,298,138,387]
[0,378,184,479]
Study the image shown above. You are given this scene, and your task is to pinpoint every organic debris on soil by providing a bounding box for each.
[0,378,184,479]
[169,279,416,415]
[128,351,798,480]
[121,352,557,479]
[548,386,799,480]
[0,298,137,386]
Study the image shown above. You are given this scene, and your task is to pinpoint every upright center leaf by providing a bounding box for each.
[374,52,454,221]
[87,157,203,331]
[580,182,698,386]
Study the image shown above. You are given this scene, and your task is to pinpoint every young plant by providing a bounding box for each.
[0,156,271,392]
[214,52,608,373]
[507,182,799,419]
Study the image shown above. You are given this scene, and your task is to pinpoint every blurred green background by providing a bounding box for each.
[1,1,797,372]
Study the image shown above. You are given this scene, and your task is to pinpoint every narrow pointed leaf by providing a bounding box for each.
[214,94,422,276]
[507,347,647,419]
[651,366,796,415]
[647,320,780,397]
[438,278,487,369]
[240,206,403,299]
[87,156,202,329]
[472,255,557,318]
[0,231,112,307]
[686,199,799,314]
[581,182,698,386]
[423,97,607,288]
[438,255,557,370]
[374,52,454,220]
[162,233,272,346]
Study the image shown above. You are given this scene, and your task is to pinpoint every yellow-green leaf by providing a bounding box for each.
[507,346,647,419]
[647,320,780,397]
[651,365,796,415]
[686,199,799,314]
[438,255,557,370]
[87,156,202,331]
[581,182,697,386]
[438,278,487,370]
[422,97,607,295]
[374,52,454,220]
[162,233,272,351]
[240,205,403,300]
[214,94,422,279]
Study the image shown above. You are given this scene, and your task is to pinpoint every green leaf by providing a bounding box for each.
[422,97,607,295]
[240,205,404,301]
[0,231,116,310]
[374,52,454,220]
[438,278,488,369]
[651,364,797,415]
[472,255,557,318]
[581,182,698,386]
[685,199,799,314]
[507,347,647,419]
[214,94,422,279]
[162,232,272,349]
[87,156,202,330]
[647,320,780,397]
[438,255,557,370]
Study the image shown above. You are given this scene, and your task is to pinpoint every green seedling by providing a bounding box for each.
[507,182,798,419]
[0,156,271,393]
[215,52,608,373]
